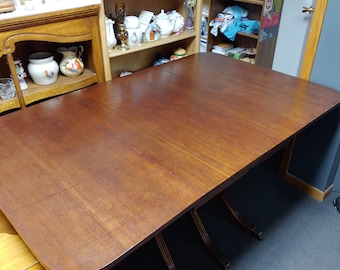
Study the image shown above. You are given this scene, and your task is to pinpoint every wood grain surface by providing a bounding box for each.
[0,53,339,269]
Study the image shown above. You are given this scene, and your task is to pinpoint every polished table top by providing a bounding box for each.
[0,53,339,270]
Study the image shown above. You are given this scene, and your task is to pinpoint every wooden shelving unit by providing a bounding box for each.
[102,0,202,79]
[22,69,97,105]
[0,3,105,114]
[108,31,196,58]
[203,0,283,68]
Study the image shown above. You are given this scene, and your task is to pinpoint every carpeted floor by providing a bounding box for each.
[112,152,340,270]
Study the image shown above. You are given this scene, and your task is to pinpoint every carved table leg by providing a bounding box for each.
[278,137,296,179]
[219,192,264,240]
[190,209,232,270]
[155,233,177,270]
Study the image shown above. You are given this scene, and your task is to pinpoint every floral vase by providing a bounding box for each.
[57,46,84,77]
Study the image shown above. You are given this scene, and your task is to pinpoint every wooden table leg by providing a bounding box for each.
[219,192,264,240]
[279,137,296,179]
[189,209,232,270]
[155,233,177,270]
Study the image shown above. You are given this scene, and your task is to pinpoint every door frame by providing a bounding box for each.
[299,0,328,80]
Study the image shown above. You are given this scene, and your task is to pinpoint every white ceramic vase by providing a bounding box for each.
[105,17,117,51]
[28,52,58,85]
[57,46,84,77]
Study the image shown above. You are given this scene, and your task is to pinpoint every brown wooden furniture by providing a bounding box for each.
[202,0,283,68]
[0,209,44,269]
[0,0,14,13]
[0,53,339,270]
[101,0,203,79]
[0,3,105,114]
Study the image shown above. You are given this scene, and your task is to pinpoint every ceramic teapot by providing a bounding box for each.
[168,10,185,33]
[155,9,175,37]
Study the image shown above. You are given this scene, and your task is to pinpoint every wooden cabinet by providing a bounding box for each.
[203,0,283,68]
[102,0,203,79]
[0,3,105,114]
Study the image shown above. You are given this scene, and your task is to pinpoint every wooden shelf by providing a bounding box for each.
[109,31,196,58]
[207,0,282,68]
[0,97,20,114]
[233,0,263,5]
[0,3,104,114]
[237,32,259,40]
[102,0,202,79]
[23,69,97,105]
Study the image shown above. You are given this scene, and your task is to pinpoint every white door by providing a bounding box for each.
[272,0,315,77]
[308,0,340,91]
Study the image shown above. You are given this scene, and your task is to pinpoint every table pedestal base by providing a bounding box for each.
[190,209,232,270]
[189,192,263,269]
[219,192,264,240]
[155,233,177,270]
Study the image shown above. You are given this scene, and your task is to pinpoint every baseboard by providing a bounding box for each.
[284,172,333,202]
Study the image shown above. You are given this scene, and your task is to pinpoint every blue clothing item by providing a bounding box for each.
[222,20,241,41]
[222,18,260,41]
[240,19,260,34]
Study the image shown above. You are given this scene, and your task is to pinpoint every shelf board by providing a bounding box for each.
[0,97,20,114]
[108,31,196,58]
[23,68,97,105]
[237,31,259,40]
[233,0,263,5]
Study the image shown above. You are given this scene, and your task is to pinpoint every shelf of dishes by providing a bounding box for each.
[108,31,196,58]
[0,68,96,113]
[22,68,96,105]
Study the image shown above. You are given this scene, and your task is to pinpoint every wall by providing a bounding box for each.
[289,107,340,192]
[287,0,340,193]
[272,0,340,193]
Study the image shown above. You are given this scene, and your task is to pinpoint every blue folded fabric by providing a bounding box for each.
[222,19,260,41]
[240,19,260,34]
[222,20,241,41]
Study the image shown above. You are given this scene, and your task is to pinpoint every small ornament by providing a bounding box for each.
[184,0,196,33]
[14,59,28,90]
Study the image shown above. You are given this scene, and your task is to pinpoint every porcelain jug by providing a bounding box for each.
[105,17,117,51]
[57,46,84,77]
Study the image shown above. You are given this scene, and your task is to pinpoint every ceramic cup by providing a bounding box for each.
[124,16,139,29]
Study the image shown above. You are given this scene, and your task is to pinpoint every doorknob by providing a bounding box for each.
[302,6,315,13]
